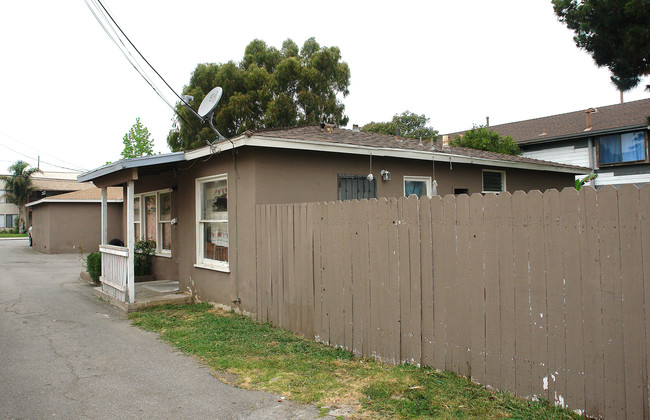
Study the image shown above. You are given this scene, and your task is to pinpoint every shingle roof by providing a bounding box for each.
[464,98,650,144]
[249,125,588,171]
[31,178,95,192]
[27,187,123,207]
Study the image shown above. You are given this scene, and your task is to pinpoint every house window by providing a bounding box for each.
[404,176,432,198]
[134,196,141,241]
[338,175,376,201]
[0,214,4,228]
[598,131,647,165]
[159,192,171,251]
[482,170,506,193]
[196,174,228,270]
[454,188,469,195]
[133,190,172,255]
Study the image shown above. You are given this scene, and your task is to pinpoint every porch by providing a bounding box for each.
[93,279,192,313]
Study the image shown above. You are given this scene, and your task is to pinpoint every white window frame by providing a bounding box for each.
[133,189,172,257]
[195,174,229,272]
[403,176,432,198]
[482,169,506,193]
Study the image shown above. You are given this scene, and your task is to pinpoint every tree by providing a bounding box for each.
[451,125,521,155]
[0,161,41,232]
[167,38,351,151]
[362,111,438,140]
[552,0,650,91]
[121,117,155,159]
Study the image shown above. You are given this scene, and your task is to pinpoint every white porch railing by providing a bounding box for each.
[99,244,130,302]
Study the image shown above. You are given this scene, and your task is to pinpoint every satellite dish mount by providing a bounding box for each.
[196,86,226,143]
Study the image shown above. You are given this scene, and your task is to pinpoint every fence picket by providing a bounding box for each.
[456,194,471,377]
[619,185,645,419]
[420,197,434,367]
[512,191,532,398]
[578,187,605,416]
[469,193,486,386]
[498,192,516,394]
[560,188,585,412]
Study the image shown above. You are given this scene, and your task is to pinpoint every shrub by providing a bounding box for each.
[86,252,101,283]
[135,240,156,276]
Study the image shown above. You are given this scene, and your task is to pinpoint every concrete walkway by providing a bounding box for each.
[0,240,331,419]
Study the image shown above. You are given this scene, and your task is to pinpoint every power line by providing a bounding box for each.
[0,130,87,171]
[83,0,215,146]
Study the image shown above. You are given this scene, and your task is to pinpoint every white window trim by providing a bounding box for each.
[195,174,229,272]
[403,176,433,198]
[133,188,172,257]
[482,169,506,193]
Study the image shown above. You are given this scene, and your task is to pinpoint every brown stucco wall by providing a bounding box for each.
[253,148,575,203]
[151,146,575,315]
[31,202,122,254]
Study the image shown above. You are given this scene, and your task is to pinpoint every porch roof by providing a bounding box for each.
[78,152,185,184]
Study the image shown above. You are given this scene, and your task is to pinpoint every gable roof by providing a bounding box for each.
[186,125,589,174]
[470,98,650,145]
[80,125,591,184]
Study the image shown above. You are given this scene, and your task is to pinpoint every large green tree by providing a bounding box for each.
[451,125,521,155]
[121,117,154,159]
[0,161,41,232]
[168,38,351,151]
[552,0,650,91]
[362,111,438,140]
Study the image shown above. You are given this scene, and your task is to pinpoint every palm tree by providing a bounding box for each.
[0,161,41,232]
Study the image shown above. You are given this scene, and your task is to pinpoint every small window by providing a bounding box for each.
[598,131,647,165]
[338,175,376,201]
[482,170,505,193]
[196,174,229,270]
[403,176,432,198]
[454,188,469,195]
[0,214,5,228]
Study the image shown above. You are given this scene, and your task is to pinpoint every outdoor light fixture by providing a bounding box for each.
[380,170,391,181]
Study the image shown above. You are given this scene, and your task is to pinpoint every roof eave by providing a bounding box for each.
[77,152,186,183]
[185,134,589,175]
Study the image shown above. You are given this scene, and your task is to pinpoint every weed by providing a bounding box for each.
[129,304,580,419]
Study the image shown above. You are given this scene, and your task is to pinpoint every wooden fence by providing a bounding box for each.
[254,185,650,419]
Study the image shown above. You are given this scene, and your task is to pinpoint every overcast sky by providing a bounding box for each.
[0,0,648,174]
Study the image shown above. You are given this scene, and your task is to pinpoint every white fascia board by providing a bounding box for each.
[185,134,589,174]
[27,199,123,207]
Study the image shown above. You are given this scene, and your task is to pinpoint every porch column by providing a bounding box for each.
[101,187,108,245]
[126,180,135,303]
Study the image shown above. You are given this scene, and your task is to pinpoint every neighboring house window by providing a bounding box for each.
[338,175,376,201]
[482,170,506,193]
[196,174,229,270]
[133,190,172,255]
[598,131,647,165]
[0,214,5,228]
[404,176,432,198]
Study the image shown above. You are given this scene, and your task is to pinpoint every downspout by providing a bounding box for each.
[232,148,241,304]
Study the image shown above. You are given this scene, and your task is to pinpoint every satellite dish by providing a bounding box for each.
[197,87,223,118]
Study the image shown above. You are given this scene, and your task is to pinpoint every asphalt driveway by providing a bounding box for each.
[0,239,328,419]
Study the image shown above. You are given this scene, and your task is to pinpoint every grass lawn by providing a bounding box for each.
[0,233,28,238]
[129,303,580,419]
